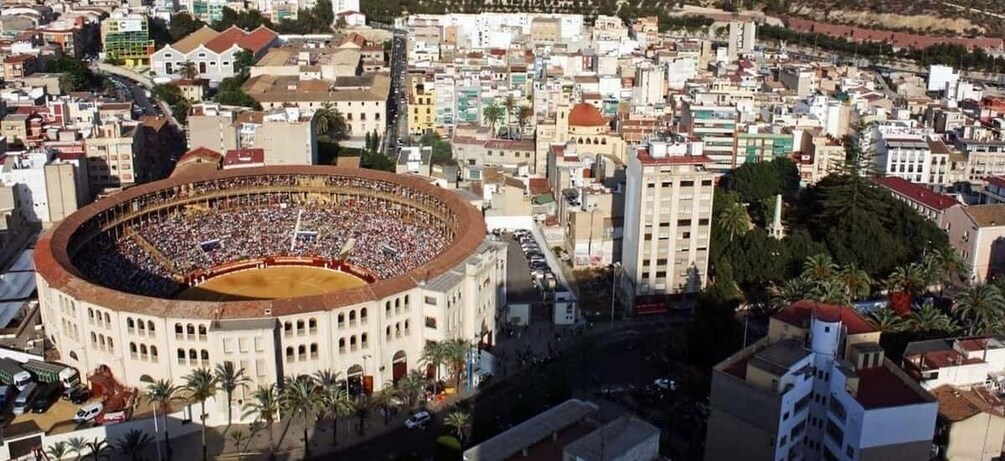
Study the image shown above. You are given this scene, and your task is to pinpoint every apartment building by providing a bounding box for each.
[187,103,317,166]
[83,120,140,193]
[0,149,88,224]
[680,101,739,172]
[100,10,153,67]
[943,204,1005,283]
[621,137,715,310]
[874,133,952,185]
[902,335,1005,460]
[873,176,961,228]
[705,301,938,461]
[409,74,436,136]
[952,140,1005,185]
[737,129,794,166]
[726,21,756,60]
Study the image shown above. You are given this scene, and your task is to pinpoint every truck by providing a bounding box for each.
[21,361,80,389]
[0,358,32,390]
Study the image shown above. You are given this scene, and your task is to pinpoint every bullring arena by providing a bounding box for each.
[34,166,507,424]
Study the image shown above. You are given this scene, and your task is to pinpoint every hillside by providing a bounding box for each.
[754,0,1003,37]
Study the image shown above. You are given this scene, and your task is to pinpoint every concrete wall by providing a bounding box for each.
[704,369,781,461]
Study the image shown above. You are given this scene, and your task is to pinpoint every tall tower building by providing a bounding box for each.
[620,136,715,312]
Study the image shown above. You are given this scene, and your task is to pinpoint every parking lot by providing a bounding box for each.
[8,397,88,433]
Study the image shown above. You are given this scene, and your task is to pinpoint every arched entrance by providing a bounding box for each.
[347,364,364,396]
[392,350,407,383]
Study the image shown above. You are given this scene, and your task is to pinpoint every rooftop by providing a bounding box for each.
[749,339,812,376]
[568,103,608,127]
[462,399,599,461]
[855,365,931,409]
[932,385,1005,422]
[966,204,1005,228]
[772,300,878,335]
[562,416,660,461]
[873,176,959,211]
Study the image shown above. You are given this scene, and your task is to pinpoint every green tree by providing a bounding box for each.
[442,338,471,391]
[371,386,398,425]
[233,50,255,76]
[444,409,471,443]
[482,102,504,138]
[502,94,518,138]
[183,368,220,461]
[169,13,205,41]
[421,341,446,396]
[67,437,88,461]
[838,263,872,301]
[886,263,928,297]
[82,439,113,461]
[115,429,155,461]
[177,61,199,80]
[516,105,533,138]
[242,385,280,459]
[314,369,353,447]
[953,283,1005,335]
[419,132,454,165]
[717,200,750,242]
[868,307,907,333]
[46,56,98,93]
[47,441,71,461]
[396,369,427,410]
[280,375,320,458]
[145,379,182,461]
[215,361,251,426]
[908,304,957,336]
[802,254,838,283]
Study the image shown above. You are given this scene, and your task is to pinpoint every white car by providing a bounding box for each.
[654,378,677,391]
[74,402,103,423]
[404,410,431,429]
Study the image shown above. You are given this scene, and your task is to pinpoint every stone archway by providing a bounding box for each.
[347,364,364,395]
[392,350,407,383]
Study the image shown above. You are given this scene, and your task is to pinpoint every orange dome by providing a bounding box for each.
[568,103,608,127]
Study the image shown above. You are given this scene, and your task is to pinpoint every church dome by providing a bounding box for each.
[568,103,608,127]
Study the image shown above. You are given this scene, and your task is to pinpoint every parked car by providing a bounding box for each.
[63,384,84,400]
[74,402,104,423]
[404,410,431,429]
[69,386,91,404]
[654,378,678,391]
[12,382,38,415]
[31,383,61,413]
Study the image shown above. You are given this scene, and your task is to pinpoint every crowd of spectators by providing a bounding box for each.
[74,186,452,298]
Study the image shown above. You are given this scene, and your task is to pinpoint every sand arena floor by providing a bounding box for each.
[176,266,367,301]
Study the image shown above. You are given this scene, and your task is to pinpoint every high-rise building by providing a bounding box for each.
[100,11,154,67]
[632,63,665,107]
[620,136,715,311]
[705,301,938,461]
[726,21,756,60]
[680,101,739,172]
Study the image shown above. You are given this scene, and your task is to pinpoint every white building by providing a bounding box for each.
[928,65,960,93]
[0,150,88,224]
[726,21,756,61]
[706,301,939,461]
[632,63,664,107]
[150,26,279,84]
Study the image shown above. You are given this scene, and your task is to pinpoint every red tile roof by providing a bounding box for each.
[237,26,279,54]
[528,178,550,195]
[204,26,247,53]
[772,300,877,335]
[635,148,712,166]
[177,147,222,165]
[987,176,1005,189]
[568,103,607,127]
[856,366,928,409]
[223,148,265,166]
[873,176,959,211]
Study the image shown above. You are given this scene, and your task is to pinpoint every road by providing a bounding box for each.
[323,316,702,460]
[384,30,408,156]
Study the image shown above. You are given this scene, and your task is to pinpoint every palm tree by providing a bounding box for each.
[838,264,872,301]
[145,379,182,461]
[177,61,198,80]
[353,396,373,436]
[396,369,427,410]
[371,386,398,425]
[226,424,261,461]
[909,304,957,336]
[215,361,251,426]
[442,338,471,391]
[82,439,113,461]
[770,277,811,308]
[502,94,517,138]
[115,429,155,461]
[184,368,220,461]
[887,263,928,296]
[281,375,320,459]
[67,437,88,461]
[717,202,750,242]
[242,385,280,459]
[516,105,533,138]
[868,307,906,333]
[482,102,504,138]
[315,101,335,136]
[808,279,850,305]
[421,341,446,396]
[317,380,353,447]
[47,441,70,461]
[954,283,1005,335]
[802,254,838,283]
[927,248,968,292]
[444,409,471,443]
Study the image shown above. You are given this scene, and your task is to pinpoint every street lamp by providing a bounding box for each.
[610,262,622,324]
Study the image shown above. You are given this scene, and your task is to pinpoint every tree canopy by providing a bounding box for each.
[418,132,455,165]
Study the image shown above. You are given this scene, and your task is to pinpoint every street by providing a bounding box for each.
[384,30,408,156]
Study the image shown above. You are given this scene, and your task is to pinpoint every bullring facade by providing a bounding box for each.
[34,166,506,424]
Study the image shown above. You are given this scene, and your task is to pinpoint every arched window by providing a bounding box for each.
[70,351,78,361]
[577,137,583,144]
[601,137,607,145]
[337,313,345,327]
[395,299,400,308]
[151,346,158,362]
[286,347,294,362]
[386,326,391,340]
[395,323,401,338]
[404,295,410,306]
[349,310,357,323]
[148,321,155,334]
[198,325,207,337]
[140,344,148,357]
[189,349,197,360]
[350,336,357,349]
[338,338,346,352]
[104,313,110,324]
[308,318,318,333]
[385,301,391,317]
[284,321,293,334]
[187,324,195,336]
[404,320,410,335]
[360,308,367,323]
[107,338,113,351]
[129,342,138,354]
[361,333,368,348]
[310,343,318,358]
[127,318,135,330]
[99,335,106,347]
[298,345,306,360]
[178,349,186,364]
[586,137,593,145]
[88,308,94,320]
[296,320,305,333]
[200,350,209,364]
[175,323,183,335]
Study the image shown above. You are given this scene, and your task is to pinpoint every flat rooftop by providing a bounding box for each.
[749,339,811,376]
[462,399,598,461]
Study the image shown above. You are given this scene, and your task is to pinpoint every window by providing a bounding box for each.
[339,338,346,353]
[201,350,209,365]
[178,349,186,364]
[386,326,392,340]
[187,324,195,337]
[189,349,197,361]
[298,345,306,361]
[286,347,294,362]
[285,321,294,334]
[296,320,305,334]
[151,346,158,362]
[130,342,138,358]
[425,317,437,329]
[148,321,155,336]
[198,325,207,339]
[175,323,183,338]
[404,319,410,335]
[361,333,369,348]
[310,343,319,359]
[425,296,437,305]
[360,309,367,323]
[140,344,148,359]
[349,310,357,325]
[825,420,844,445]
[308,318,318,333]
[127,318,135,331]
[350,336,358,351]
